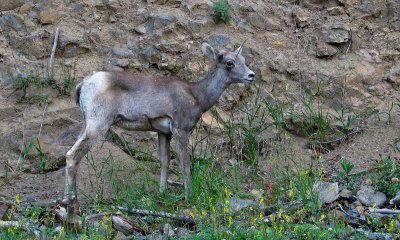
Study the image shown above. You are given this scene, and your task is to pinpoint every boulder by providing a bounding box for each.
[320,24,350,44]
[357,186,387,207]
[314,181,339,204]
[316,42,338,58]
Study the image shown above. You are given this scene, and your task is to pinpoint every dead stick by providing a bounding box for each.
[48,27,60,78]
[117,206,196,224]
[368,208,400,214]
[37,102,48,139]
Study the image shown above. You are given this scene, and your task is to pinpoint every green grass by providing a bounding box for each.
[213,0,230,24]
[11,59,75,103]
[2,79,400,239]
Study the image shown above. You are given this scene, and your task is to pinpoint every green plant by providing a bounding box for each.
[213,0,230,23]
[11,53,75,103]
[372,155,400,199]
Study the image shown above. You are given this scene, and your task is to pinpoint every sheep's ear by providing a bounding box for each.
[202,43,217,60]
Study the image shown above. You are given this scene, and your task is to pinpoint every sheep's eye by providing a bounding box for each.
[226,60,235,68]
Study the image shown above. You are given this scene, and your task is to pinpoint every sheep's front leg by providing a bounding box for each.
[158,132,171,192]
[175,130,191,199]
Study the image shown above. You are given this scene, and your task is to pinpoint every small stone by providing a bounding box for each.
[314,181,339,204]
[389,191,400,205]
[293,8,313,27]
[321,25,350,44]
[103,64,124,72]
[247,14,282,31]
[176,228,190,238]
[110,59,130,68]
[111,47,135,58]
[357,186,387,207]
[339,189,353,198]
[316,42,338,58]
[38,8,59,25]
[250,189,263,200]
[145,14,176,33]
[327,7,345,16]
[207,35,230,48]
[355,205,365,215]
[364,179,373,186]
[134,25,147,34]
[162,223,174,237]
[229,197,257,212]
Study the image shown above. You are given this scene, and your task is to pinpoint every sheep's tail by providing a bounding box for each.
[75,82,82,105]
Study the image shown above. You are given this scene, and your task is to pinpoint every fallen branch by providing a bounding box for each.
[317,128,362,146]
[337,204,368,226]
[48,27,60,78]
[368,208,400,214]
[117,206,196,224]
[112,215,149,236]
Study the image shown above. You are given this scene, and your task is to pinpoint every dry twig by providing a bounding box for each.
[117,206,196,224]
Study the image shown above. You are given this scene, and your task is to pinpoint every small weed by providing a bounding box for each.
[371,155,400,199]
[213,0,230,23]
[10,53,75,103]
[335,159,359,189]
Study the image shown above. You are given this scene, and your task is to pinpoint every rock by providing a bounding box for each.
[357,186,387,207]
[354,61,377,85]
[327,6,345,16]
[136,8,149,24]
[229,197,257,212]
[110,59,130,68]
[157,40,187,53]
[201,112,223,130]
[145,14,176,33]
[38,8,59,25]
[181,0,213,16]
[0,0,24,11]
[103,64,124,72]
[162,223,174,237]
[207,35,230,48]
[313,181,339,204]
[356,49,381,63]
[293,8,313,27]
[176,227,190,238]
[247,13,282,31]
[316,42,338,58]
[0,14,25,31]
[111,47,135,58]
[134,25,147,34]
[339,188,353,198]
[6,29,51,58]
[383,66,400,87]
[321,24,350,44]
[389,191,400,205]
[391,177,400,183]
[141,47,160,64]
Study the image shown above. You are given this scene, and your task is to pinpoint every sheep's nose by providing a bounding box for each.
[248,73,255,79]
